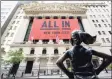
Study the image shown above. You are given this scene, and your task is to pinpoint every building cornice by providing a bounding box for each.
[21,2,87,15]
[10,42,101,48]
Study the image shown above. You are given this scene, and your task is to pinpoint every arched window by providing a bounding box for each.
[54,48,58,54]
[42,48,46,54]
[30,48,34,54]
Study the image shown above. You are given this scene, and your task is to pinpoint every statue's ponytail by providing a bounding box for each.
[79,32,96,45]
[70,30,96,45]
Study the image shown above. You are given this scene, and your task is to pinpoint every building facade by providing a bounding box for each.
[1,1,21,36]
[1,1,111,76]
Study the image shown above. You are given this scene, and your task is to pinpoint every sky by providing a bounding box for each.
[1,1,18,7]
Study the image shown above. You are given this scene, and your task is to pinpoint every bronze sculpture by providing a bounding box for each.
[56,30,112,79]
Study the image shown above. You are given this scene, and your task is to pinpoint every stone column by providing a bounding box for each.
[16,60,26,76]
[38,40,42,44]
[32,58,40,75]
[47,57,53,75]
[59,40,64,44]
[48,40,53,44]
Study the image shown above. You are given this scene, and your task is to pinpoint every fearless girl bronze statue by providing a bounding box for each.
[56,30,112,79]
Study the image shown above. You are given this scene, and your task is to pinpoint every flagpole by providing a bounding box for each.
[56,34,59,44]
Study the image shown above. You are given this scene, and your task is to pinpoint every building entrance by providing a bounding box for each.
[25,61,34,73]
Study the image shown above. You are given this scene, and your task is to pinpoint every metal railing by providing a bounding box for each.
[1,67,64,79]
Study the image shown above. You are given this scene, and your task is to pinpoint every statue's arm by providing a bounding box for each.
[56,52,74,79]
[92,50,112,75]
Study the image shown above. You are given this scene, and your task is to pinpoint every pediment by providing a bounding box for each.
[22,2,87,13]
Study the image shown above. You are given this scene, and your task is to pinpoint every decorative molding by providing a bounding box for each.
[21,3,87,15]
[10,42,101,48]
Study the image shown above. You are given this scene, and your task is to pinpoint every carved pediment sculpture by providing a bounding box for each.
[22,2,87,13]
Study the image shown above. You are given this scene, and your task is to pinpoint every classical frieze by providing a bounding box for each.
[21,3,87,14]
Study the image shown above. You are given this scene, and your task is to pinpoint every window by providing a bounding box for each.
[69,16,74,19]
[102,31,106,35]
[61,16,66,19]
[10,33,14,37]
[1,8,10,11]
[95,9,98,12]
[108,24,111,27]
[53,39,57,44]
[104,24,107,27]
[13,26,17,30]
[53,16,58,19]
[101,38,106,43]
[98,24,101,27]
[106,9,109,12]
[9,26,13,30]
[106,38,110,43]
[5,33,9,37]
[2,40,6,44]
[93,15,96,18]
[94,24,97,27]
[16,21,20,24]
[88,6,90,8]
[54,48,58,54]
[7,40,11,44]
[1,12,8,15]
[96,20,98,22]
[98,9,101,12]
[102,15,105,18]
[103,9,106,12]
[105,19,108,22]
[37,16,42,19]
[63,39,69,44]
[1,16,5,19]
[101,20,104,22]
[98,31,101,35]
[107,15,110,17]
[12,21,15,24]
[93,6,95,7]
[15,16,18,19]
[92,20,95,23]
[98,15,101,18]
[103,5,106,7]
[45,16,50,19]
[30,48,34,54]
[17,11,20,14]
[42,40,49,44]
[90,9,93,12]
[108,31,112,34]
[42,48,46,54]
[33,40,39,44]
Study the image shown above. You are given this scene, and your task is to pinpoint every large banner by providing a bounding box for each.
[29,18,80,40]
